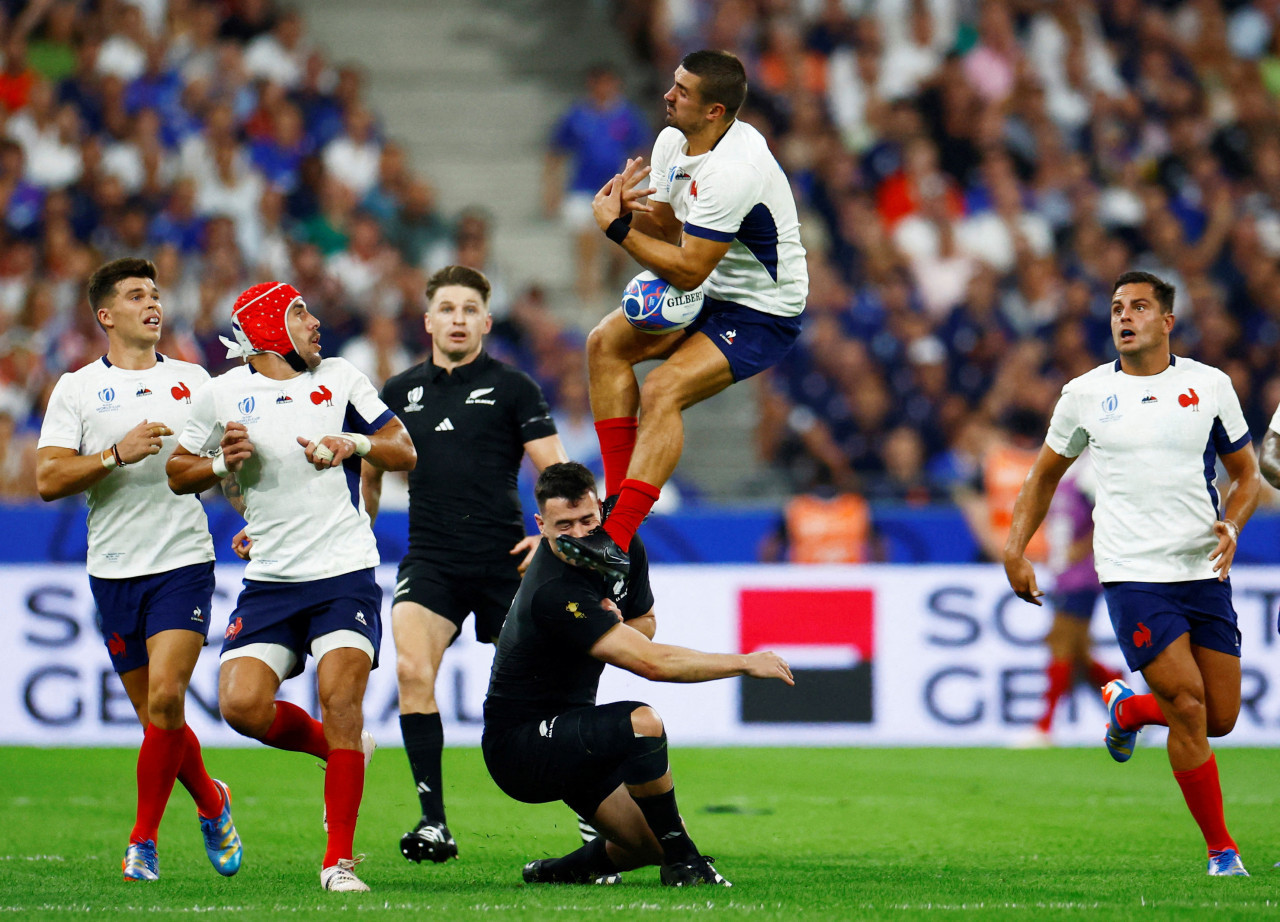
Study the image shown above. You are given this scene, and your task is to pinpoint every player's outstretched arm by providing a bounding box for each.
[37,419,173,501]
[1259,429,1280,491]
[1211,442,1261,580]
[1003,445,1076,605]
[589,617,793,685]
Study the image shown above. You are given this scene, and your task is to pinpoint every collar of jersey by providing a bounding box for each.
[428,350,491,383]
[101,353,166,368]
[1113,354,1177,373]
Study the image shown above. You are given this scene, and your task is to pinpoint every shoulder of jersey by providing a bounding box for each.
[160,356,210,378]
[1062,361,1115,392]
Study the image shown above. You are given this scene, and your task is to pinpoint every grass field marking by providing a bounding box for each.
[0,854,65,861]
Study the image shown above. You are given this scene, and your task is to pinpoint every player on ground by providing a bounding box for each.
[362,265,568,863]
[483,461,793,887]
[36,257,242,882]
[1026,451,1123,745]
[167,281,416,892]
[1004,271,1260,877]
[558,49,808,580]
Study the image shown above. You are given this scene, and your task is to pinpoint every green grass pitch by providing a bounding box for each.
[2,745,1278,920]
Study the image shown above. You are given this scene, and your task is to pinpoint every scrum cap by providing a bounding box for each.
[223,281,308,371]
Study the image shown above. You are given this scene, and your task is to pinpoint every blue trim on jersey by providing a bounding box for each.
[1203,417,1229,518]
[684,222,734,243]
[345,405,394,436]
[102,353,165,368]
[735,203,780,281]
[343,454,361,510]
[1222,430,1251,454]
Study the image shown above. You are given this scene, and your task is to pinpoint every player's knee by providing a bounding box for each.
[586,319,619,365]
[1164,689,1206,729]
[219,690,272,738]
[637,371,683,414]
[146,682,186,724]
[395,652,437,695]
[1207,710,1238,737]
[629,705,664,738]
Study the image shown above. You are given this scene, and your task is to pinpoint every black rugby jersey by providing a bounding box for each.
[483,536,654,726]
[381,351,557,563]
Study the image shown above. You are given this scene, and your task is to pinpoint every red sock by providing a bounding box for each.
[322,748,365,867]
[595,417,638,497]
[131,724,187,845]
[176,725,224,818]
[262,701,330,759]
[1173,753,1237,853]
[1087,660,1123,687]
[1116,693,1168,731]
[601,478,660,550]
[1037,660,1073,733]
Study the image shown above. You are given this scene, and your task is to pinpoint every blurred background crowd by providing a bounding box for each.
[4,0,1280,555]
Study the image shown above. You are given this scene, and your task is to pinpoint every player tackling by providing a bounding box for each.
[559,49,807,580]
[167,281,416,892]
[1004,271,1260,877]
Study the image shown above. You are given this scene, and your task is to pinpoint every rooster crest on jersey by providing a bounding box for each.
[621,270,704,333]
[222,282,309,372]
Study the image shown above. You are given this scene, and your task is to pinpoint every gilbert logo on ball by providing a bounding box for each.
[622,271,704,333]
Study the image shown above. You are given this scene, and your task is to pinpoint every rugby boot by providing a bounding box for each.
[660,855,732,887]
[400,818,458,863]
[556,526,629,580]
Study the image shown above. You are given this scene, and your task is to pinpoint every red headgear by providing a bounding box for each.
[226,282,307,370]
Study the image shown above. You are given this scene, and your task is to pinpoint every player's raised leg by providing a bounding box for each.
[392,601,460,863]
[585,311,685,496]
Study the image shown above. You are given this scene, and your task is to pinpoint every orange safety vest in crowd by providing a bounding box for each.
[985,445,1047,561]
[785,494,870,564]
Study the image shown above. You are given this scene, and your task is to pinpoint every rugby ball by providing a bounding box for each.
[621,271,704,333]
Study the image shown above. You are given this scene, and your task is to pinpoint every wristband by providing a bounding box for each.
[101,447,118,470]
[211,454,229,478]
[341,432,372,457]
[111,444,126,468]
[1224,519,1239,541]
[605,215,632,245]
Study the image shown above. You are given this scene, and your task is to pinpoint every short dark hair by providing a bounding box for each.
[1113,270,1175,313]
[88,257,157,313]
[425,265,491,307]
[680,50,747,118]
[535,461,597,513]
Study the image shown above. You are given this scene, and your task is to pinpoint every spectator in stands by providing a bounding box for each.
[543,64,649,305]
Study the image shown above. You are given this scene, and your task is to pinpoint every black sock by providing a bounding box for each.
[400,712,445,822]
[544,837,617,882]
[633,787,699,864]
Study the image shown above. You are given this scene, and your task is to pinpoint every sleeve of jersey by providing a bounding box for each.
[622,537,656,618]
[515,373,557,442]
[341,361,396,434]
[648,128,678,204]
[1212,370,1252,454]
[176,378,218,455]
[37,375,83,451]
[1044,387,1088,458]
[682,161,763,243]
[534,580,622,653]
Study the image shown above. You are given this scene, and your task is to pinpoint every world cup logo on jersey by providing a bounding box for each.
[98,387,115,404]
[238,396,255,416]
[737,588,875,724]
[404,386,424,413]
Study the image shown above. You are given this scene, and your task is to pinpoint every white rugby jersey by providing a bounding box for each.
[1045,356,1251,583]
[177,357,394,582]
[39,355,214,579]
[650,120,808,317]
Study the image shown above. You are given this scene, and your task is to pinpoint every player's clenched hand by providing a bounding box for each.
[297,435,355,470]
[618,157,655,214]
[117,419,172,463]
[220,421,254,473]
[1209,519,1239,581]
[601,598,623,622]
[744,651,794,685]
[1004,556,1044,605]
[592,172,624,230]
[509,534,539,576]
[231,528,253,561]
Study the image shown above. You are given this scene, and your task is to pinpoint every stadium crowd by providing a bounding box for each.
[5,0,1280,525]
